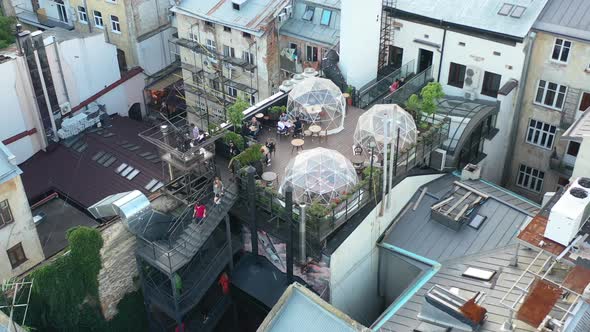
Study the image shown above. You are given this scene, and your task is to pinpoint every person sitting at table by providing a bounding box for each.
[277,121,288,135]
[293,117,303,138]
[250,117,261,138]
[279,112,288,122]
[229,141,240,157]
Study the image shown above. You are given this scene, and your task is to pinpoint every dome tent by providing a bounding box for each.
[353,104,417,155]
[287,77,346,134]
[280,147,358,206]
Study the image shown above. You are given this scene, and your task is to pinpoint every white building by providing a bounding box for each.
[0,29,145,164]
[340,0,549,183]
[0,143,44,283]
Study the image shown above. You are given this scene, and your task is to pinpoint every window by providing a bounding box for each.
[458,42,466,46]
[498,3,514,16]
[228,86,237,98]
[535,80,567,110]
[250,94,256,105]
[7,243,27,269]
[493,51,501,56]
[481,71,501,98]
[93,11,103,28]
[557,177,569,191]
[579,92,590,112]
[232,2,240,10]
[306,45,318,62]
[224,26,231,32]
[78,6,88,23]
[517,164,545,192]
[320,9,332,26]
[0,200,14,228]
[110,15,120,33]
[223,45,235,58]
[243,51,254,65]
[205,21,214,27]
[189,32,197,41]
[302,6,315,21]
[448,62,466,88]
[209,79,219,91]
[566,141,581,157]
[206,39,216,51]
[192,72,200,84]
[511,6,526,18]
[243,32,251,39]
[526,119,556,149]
[552,38,572,63]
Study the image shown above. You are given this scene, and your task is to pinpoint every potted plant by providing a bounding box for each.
[345,85,354,106]
[268,105,286,121]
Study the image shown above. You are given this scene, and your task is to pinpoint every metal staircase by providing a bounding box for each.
[378,0,398,76]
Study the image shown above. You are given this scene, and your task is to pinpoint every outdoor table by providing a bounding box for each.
[255,113,264,119]
[249,126,258,133]
[350,155,366,174]
[261,171,277,187]
[309,125,322,140]
[291,138,305,153]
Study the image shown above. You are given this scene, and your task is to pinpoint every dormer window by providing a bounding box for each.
[302,6,314,21]
[320,9,332,26]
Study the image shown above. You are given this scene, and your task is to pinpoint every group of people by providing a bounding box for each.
[277,112,303,138]
[193,176,225,225]
[389,77,406,93]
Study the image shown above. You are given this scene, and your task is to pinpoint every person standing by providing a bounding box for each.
[213,177,224,205]
[390,79,400,93]
[229,141,240,157]
[193,201,207,225]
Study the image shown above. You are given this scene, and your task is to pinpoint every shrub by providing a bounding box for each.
[0,15,16,50]
[223,131,245,150]
[269,105,286,115]
[234,143,263,166]
[227,97,249,132]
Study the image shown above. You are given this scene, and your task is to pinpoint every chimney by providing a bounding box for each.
[232,0,248,10]
[461,163,481,181]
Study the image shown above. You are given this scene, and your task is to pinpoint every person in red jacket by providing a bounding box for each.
[193,201,206,225]
[218,272,230,295]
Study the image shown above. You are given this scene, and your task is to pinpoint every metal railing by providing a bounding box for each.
[380,65,433,105]
[357,60,415,109]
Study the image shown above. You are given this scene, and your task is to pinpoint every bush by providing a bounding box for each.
[107,291,148,332]
[0,15,16,49]
[269,105,286,115]
[234,143,263,166]
[223,131,245,150]
[227,97,249,132]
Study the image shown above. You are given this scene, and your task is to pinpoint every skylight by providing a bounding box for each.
[498,3,513,16]
[320,9,332,26]
[462,267,496,281]
[511,6,526,18]
[302,6,314,21]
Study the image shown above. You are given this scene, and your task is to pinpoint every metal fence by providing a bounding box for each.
[357,60,416,109]
[380,66,434,105]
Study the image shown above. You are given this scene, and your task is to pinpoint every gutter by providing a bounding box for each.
[370,243,441,331]
[501,31,537,187]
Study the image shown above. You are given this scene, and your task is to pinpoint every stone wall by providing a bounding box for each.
[97,221,138,320]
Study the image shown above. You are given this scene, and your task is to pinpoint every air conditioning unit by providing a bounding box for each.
[430,148,446,171]
[544,177,590,246]
[284,5,293,17]
[464,66,481,89]
[60,102,72,115]
[464,91,477,101]
[278,12,287,22]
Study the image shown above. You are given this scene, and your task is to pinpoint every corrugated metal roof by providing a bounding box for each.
[533,0,590,41]
[173,0,289,34]
[383,174,535,262]
[280,0,340,47]
[379,245,552,332]
[395,0,549,39]
[0,143,22,185]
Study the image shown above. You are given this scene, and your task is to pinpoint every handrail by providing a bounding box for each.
[380,65,433,105]
[358,60,416,109]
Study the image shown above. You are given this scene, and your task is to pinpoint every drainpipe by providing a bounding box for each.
[371,242,441,331]
[247,166,259,257]
[82,0,92,33]
[436,21,447,82]
[501,31,537,186]
[285,185,294,284]
[298,203,307,264]
[52,36,70,104]
[33,49,58,140]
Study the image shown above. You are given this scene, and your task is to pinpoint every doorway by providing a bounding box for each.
[418,48,433,73]
[55,0,68,23]
[388,46,403,70]
[117,49,128,72]
[129,103,142,121]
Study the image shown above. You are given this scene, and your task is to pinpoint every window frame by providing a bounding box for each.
[0,199,14,228]
[110,15,121,33]
[7,243,27,269]
[525,119,557,150]
[223,45,235,58]
[448,62,466,89]
[228,86,238,98]
[206,39,216,52]
[78,6,88,24]
[243,51,254,65]
[93,10,104,29]
[578,91,590,112]
[516,164,545,193]
[306,45,318,62]
[320,9,332,26]
[551,38,572,64]
[534,80,568,111]
[480,71,501,98]
[302,6,315,21]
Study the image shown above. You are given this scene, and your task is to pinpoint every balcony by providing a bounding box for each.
[171,37,257,71]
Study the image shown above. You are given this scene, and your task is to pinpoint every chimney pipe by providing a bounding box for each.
[285,185,294,284]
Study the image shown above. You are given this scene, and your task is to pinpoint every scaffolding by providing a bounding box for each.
[378,0,398,76]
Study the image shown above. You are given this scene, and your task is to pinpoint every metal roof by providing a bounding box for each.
[395,0,549,39]
[533,0,590,42]
[383,174,536,262]
[259,282,368,332]
[0,143,22,185]
[173,0,289,35]
[564,300,590,332]
[280,0,340,47]
[379,245,552,332]
[562,109,590,142]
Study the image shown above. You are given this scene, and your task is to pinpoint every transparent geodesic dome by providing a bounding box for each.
[287,77,346,134]
[353,104,417,155]
[280,147,358,206]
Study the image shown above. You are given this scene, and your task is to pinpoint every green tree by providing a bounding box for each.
[0,15,16,49]
[419,82,444,118]
[227,97,249,132]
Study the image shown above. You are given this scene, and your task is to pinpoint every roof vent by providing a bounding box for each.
[418,285,487,331]
[570,188,588,199]
[232,0,247,10]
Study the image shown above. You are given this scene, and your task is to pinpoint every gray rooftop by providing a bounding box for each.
[562,109,590,142]
[280,0,340,47]
[380,245,549,332]
[0,143,22,185]
[533,0,590,42]
[396,0,549,39]
[564,300,590,332]
[173,0,289,35]
[259,282,368,332]
[383,174,536,262]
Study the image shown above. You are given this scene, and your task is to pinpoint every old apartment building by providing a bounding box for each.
[508,0,590,202]
[171,0,289,126]
[279,0,341,77]
[0,143,44,282]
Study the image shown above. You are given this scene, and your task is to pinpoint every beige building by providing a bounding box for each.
[0,143,44,282]
[67,0,176,74]
[171,0,289,126]
[507,0,590,202]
